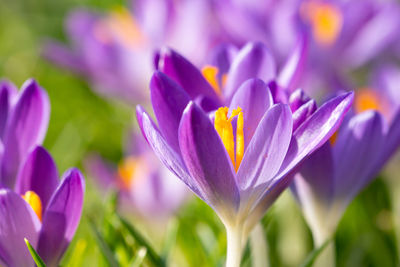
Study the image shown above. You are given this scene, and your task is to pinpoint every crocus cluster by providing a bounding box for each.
[137,42,353,265]
[44,0,221,104]
[0,80,85,267]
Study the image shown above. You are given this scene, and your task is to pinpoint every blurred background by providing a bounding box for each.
[0,0,399,266]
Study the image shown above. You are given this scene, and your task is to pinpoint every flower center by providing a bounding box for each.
[202,65,228,96]
[301,2,343,45]
[214,107,244,172]
[22,191,42,222]
[355,89,382,113]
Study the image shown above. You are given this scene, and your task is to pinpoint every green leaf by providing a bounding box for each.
[116,214,165,267]
[88,218,120,267]
[24,238,46,267]
[300,239,331,267]
[131,247,147,267]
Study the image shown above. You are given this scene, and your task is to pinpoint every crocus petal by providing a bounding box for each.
[288,88,311,112]
[277,34,308,92]
[150,71,191,153]
[37,168,85,267]
[292,99,317,131]
[333,111,386,200]
[208,44,238,78]
[0,189,41,267]
[278,92,354,179]
[248,92,353,227]
[14,146,59,209]
[84,154,117,191]
[136,105,204,200]
[178,102,239,220]
[156,48,221,103]
[224,42,277,101]
[1,80,50,188]
[237,104,292,211]
[229,79,273,146]
[292,142,335,206]
[0,81,17,139]
[42,42,88,74]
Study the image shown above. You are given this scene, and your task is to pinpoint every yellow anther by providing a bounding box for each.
[329,130,338,146]
[202,65,222,96]
[22,191,42,222]
[214,107,244,172]
[118,156,138,189]
[94,7,145,48]
[355,89,382,113]
[301,2,343,45]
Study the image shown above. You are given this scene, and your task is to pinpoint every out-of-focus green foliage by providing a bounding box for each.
[1,0,399,266]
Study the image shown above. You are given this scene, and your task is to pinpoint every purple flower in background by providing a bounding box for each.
[136,43,353,265]
[44,0,222,104]
[85,132,188,220]
[0,79,49,189]
[0,146,85,267]
[215,0,400,95]
[291,68,400,245]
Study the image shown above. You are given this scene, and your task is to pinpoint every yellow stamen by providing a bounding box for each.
[329,131,338,145]
[94,7,145,48]
[355,89,381,113]
[214,107,244,172]
[118,156,138,189]
[22,191,42,222]
[301,2,343,45]
[202,65,222,96]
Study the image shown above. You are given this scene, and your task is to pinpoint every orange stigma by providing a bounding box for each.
[22,191,42,221]
[329,131,338,145]
[301,1,343,45]
[355,89,382,113]
[118,156,139,189]
[214,107,244,172]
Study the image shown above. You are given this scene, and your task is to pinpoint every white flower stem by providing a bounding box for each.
[250,223,269,267]
[313,239,335,267]
[225,224,244,267]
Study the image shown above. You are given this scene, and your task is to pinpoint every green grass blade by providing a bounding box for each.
[300,239,331,267]
[116,214,165,267]
[24,238,46,267]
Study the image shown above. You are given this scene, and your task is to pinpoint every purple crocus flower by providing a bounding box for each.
[0,79,49,189]
[0,146,85,267]
[136,43,353,265]
[43,0,221,104]
[291,68,400,246]
[85,132,188,220]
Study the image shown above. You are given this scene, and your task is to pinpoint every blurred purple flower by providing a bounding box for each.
[0,79,49,189]
[85,132,188,220]
[215,0,400,95]
[0,146,85,267]
[291,70,400,245]
[43,0,222,104]
[136,43,353,264]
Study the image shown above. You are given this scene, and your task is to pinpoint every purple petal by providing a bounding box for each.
[14,146,59,209]
[229,79,273,146]
[277,92,354,180]
[237,104,292,207]
[0,81,17,140]
[1,80,50,188]
[0,189,41,267]
[156,48,221,102]
[42,42,87,74]
[178,102,239,217]
[292,99,317,131]
[288,88,312,112]
[84,154,117,191]
[150,71,191,153]
[292,142,335,206]
[208,44,238,80]
[268,81,288,104]
[333,111,386,200]
[224,42,277,101]
[277,34,308,92]
[37,168,85,267]
[136,105,204,200]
